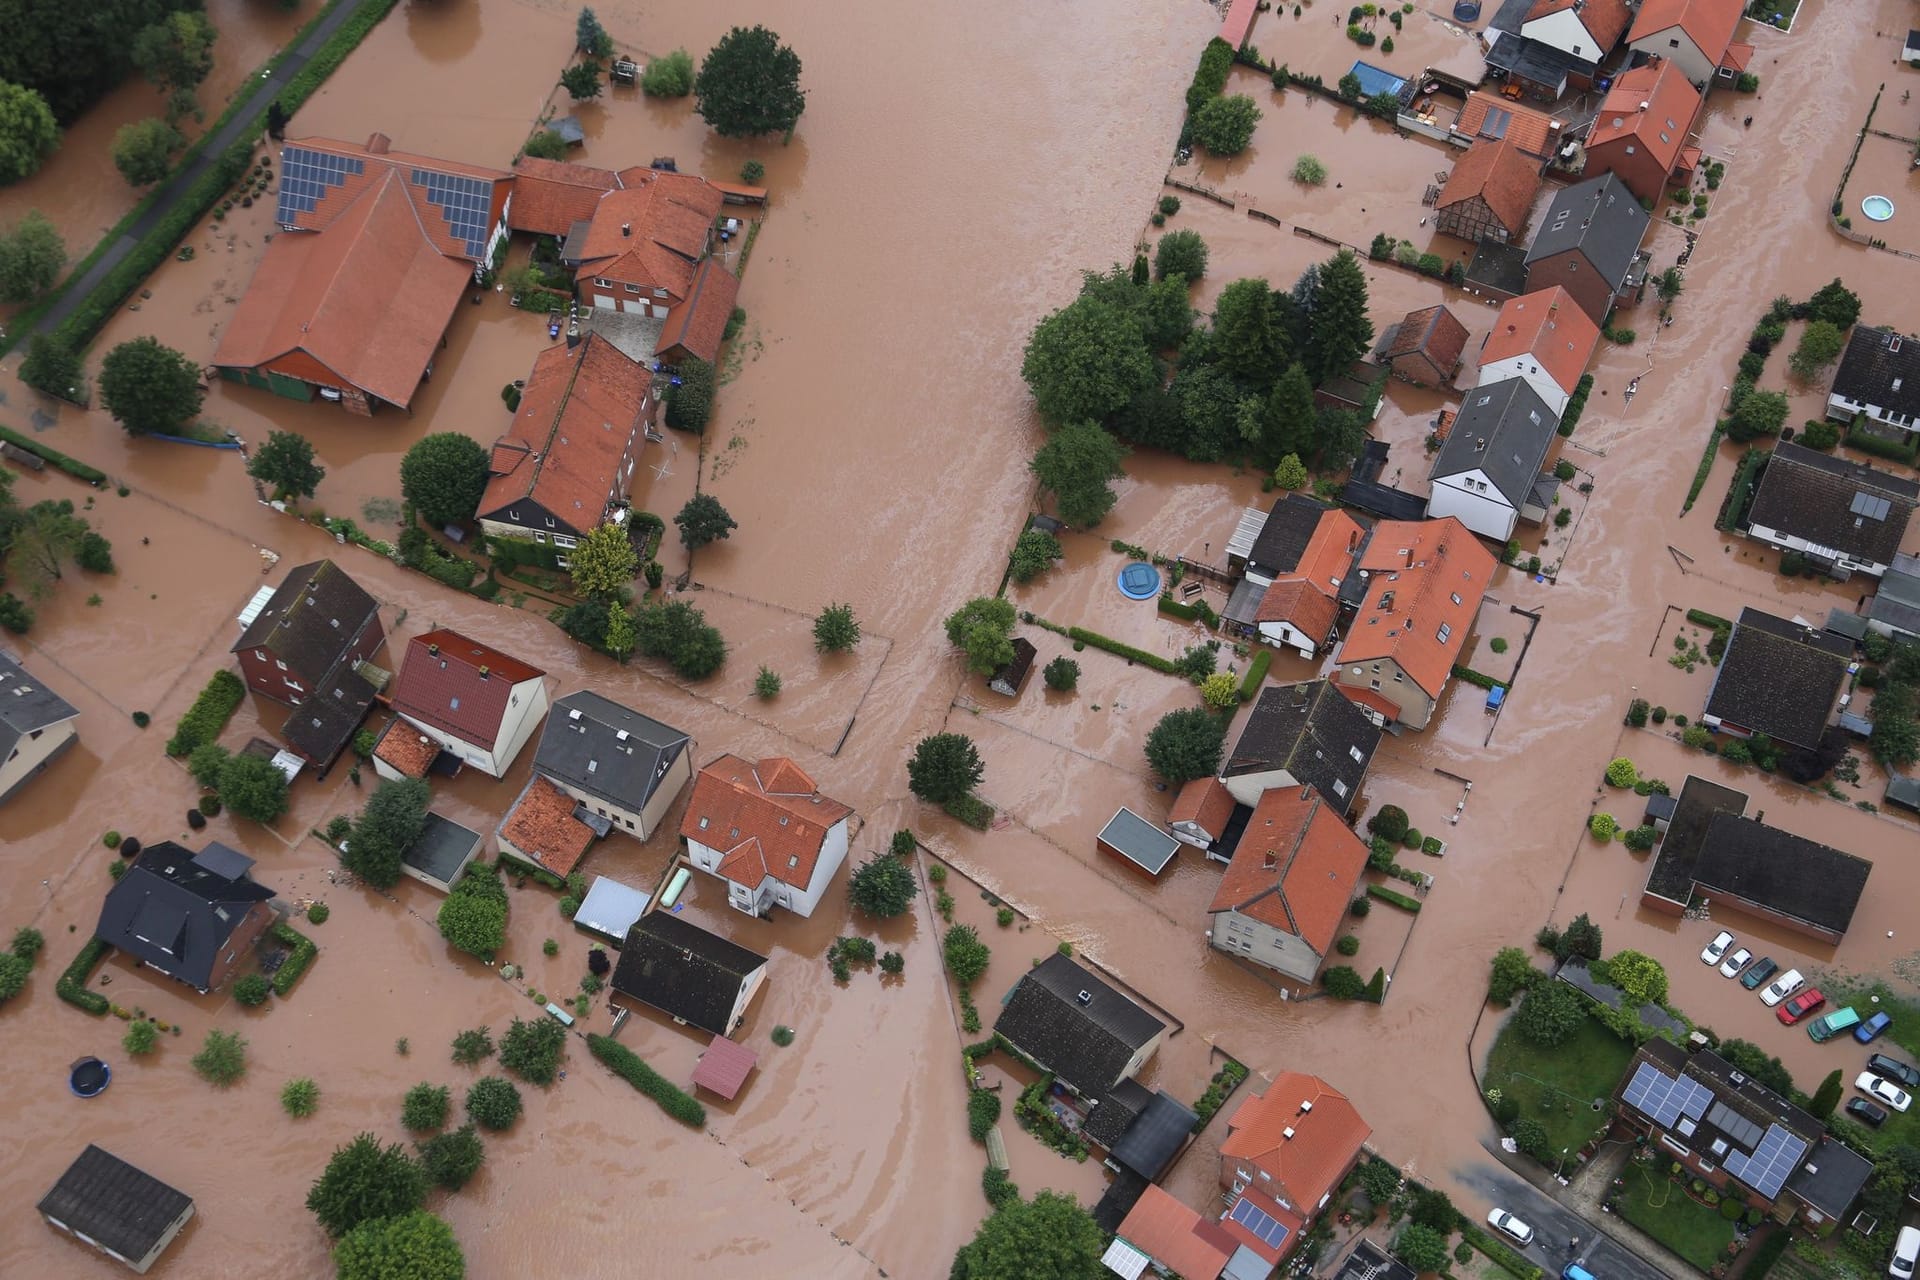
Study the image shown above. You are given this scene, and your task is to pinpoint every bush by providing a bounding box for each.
[57,937,110,1014]
[967,1088,1001,1140]
[1185,37,1235,113]
[1514,979,1585,1047]
[586,1034,706,1126]
[465,1076,523,1130]
[451,1027,495,1066]
[1367,804,1409,843]
[1488,946,1537,1004]
[1042,656,1079,692]
[192,1028,248,1086]
[1153,229,1208,282]
[306,1133,428,1239]
[664,356,716,431]
[983,1166,1020,1209]
[641,47,694,96]
[403,1083,451,1131]
[1622,825,1658,851]
[164,669,244,757]
[1323,965,1367,999]
[11,927,44,963]
[1625,697,1649,727]
[233,973,271,1006]
[1368,884,1421,912]
[123,1019,159,1055]
[1292,154,1328,185]
[1335,935,1360,956]
[1589,813,1618,840]
[270,922,317,996]
[282,1077,320,1118]
[418,1124,485,1191]
[1605,757,1637,788]
[1401,827,1422,849]
[1351,896,1371,918]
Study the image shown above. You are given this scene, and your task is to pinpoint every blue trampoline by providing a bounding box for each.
[1117,562,1161,600]
[69,1057,111,1098]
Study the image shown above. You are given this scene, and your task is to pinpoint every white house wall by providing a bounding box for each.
[1210,910,1325,982]
[690,815,851,919]
[0,718,77,803]
[1427,476,1519,541]
[1629,30,1713,86]
[1223,767,1296,809]
[1747,522,1891,578]
[401,677,549,778]
[1474,356,1572,415]
[1521,8,1601,60]
[1257,619,1320,659]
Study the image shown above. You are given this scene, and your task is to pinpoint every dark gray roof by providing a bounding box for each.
[991,637,1038,695]
[1110,1090,1199,1180]
[610,912,767,1036]
[1096,807,1181,875]
[1332,1241,1417,1280]
[1870,553,1920,637]
[1786,1135,1875,1219]
[1831,325,1920,421]
[1693,813,1872,937]
[1430,376,1560,507]
[401,813,483,886]
[1340,479,1428,522]
[38,1146,192,1265]
[1487,0,1529,35]
[1644,775,1749,904]
[1249,493,1331,578]
[1526,173,1651,289]
[230,560,379,686]
[1825,608,1870,642]
[1628,1039,1827,1203]
[1486,30,1582,88]
[1886,774,1920,811]
[534,690,690,813]
[1466,238,1531,298]
[0,649,78,776]
[94,842,275,990]
[1748,442,1917,568]
[1703,607,1851,750]
[280,665,378,768]
[1084,1077,1154,1149]
[1224,680,1380,815]
[1644,792,1678,824]
[993,953,1165,1098]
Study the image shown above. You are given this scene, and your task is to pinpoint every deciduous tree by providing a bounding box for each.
[1607,950,1668,1006]
[99,336,202,435]
[9,498,87,587]
[306,1133,428,1238]
[499,1016,568,1085]
[907,732,983,805]
[1488,946,1537,1004]
[0,209,63,301]
[1153,228,1209,283]
[813,601,860,652]
[1143,706,1225,784]
[950,1189,1105,1280]
[560,60,602,101]
[334,1210,464,1280]
[1020,296,1153,425]
[111,116,181,185]
[463,1076,521,1130]
[0,80,58,184]
[1395,1224,1450,1273]
[942,923,991,986]
[847,856,918,917]
[218,752,289,824]
[1514,977,1585,1047]
[418,1125,485,1190]
[943,596,1016,675]
[246,430,324,500]
[1789,319,1846,381]
[1030,421,1127,529]
[1272,453,1308,490]
[400,433,489,528]
[131,12,215,93]
[1191,93,1260,156]
[1805,278,1861,330]
[568,522,639,599]
[694,26,806,137]
[344,778,431,889]
[641,48,693,97]
[19,333,81,398]
[674,493,736,550]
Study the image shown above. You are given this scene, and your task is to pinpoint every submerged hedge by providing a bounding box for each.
[587,1034,706,1127]
[165,669,245,757]
[270,922,317,995]
[57,938,111,1014]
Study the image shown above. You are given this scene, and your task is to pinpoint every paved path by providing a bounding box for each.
[33,0,374,338]
[1453,1145,1680,1280]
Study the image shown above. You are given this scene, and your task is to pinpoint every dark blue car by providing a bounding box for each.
[1857,1011,1894,1044]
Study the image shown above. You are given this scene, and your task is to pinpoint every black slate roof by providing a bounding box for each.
[533,690,690,813]
[1110,1090,1199,1181]
[1693,813,1872,937]
[1748,441,1918,568]
[94,842,275,990]
[280,666,379,769]
[1224,680,1381,815]
[611,912,767,1037]
[1248,493,1331,579]
[0,648,78,779]
[1430,376,1560,508]
[1466,238,1531,298]
[1340,479,1428,522]
[1332,1240,1418,1280]
[991,637,1038,695]
[38,1146,192,1266]
[1832,325,1920,421]
[1084,1077,1154,1149]
[1526,173,1651,289]
[993,953,1165,1098]
[1644,775,1749,904]
[230,560,379,685]
[1703,607,1851,750]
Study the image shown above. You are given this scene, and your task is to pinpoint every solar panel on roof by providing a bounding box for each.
[276,146,361,224]
[1723,1123,1807,1200]
[1852,492,1891,521]
[1228,1197,1290,1249]
[410,167,493,257]
[1483,106,1512,139]
[1706,1100,1764,1150]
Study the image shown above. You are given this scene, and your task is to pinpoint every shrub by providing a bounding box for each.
[465,1076,522,1130]
[192,1028,248,1085]
[123,1019,159,1055]
[983,1166,1020,1208]
[1623,825,1658,851]
[282,1077,320,1118]
[1589,813,1618,840]
[500,1016,568,1085]
[452,1027,495,1065]
[164,669,244,757]
[306,1133,428,1239]
[1514,979,1585,1047]
[1336,935,1360,957]
[1368,885,1421,911]
[1292,154,1328,185]
[1488,946,1537,1004]
[1322,965,1367,999]
[880,950,904,975]
[418,1124,485,1191]
[403,1083,451,1131]
[1185,36,1234,113]
[968,1089,1001,1140]
[11,927,44,963]
[771,1025,796,1047]
[268,922,316,995]
[1350,896,1371,917]
[57,937,111,1014]
[306,902,329,925]
[233,973,271,1006]
[1367,804,1409,843]
[1605,757,1637,788]
[943,924,992,986]
[1153,228,1208,282]
[1401,827,1422,850]
[1042,656,1079,692]
[586,1034,706,1126]
[641,47,694,96]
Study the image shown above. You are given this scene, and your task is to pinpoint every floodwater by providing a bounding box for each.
[6,0,1920,1273]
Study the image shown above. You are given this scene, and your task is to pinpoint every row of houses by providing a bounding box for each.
[1484,0,1751,104]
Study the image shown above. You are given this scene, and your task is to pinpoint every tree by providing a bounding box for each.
[1153,229,1208,283]
[1007,530,1062,584]
[907,733,984,805]
[1322,965,1366,998]
[451,1027,494,1066]
[1810,1069,1843,1120]
[123,1018,158,1055]
[499,1016,567,1085]
[1262,364,1317,465]
[943,596,1017,675]
[1395,1223,1451,1273]
[1789,319,1845,381]
[344,777,430,888]
[402,1083,451,1132]
[848,856,918,917]
[1514,978,1585,1047]
[560,60,602,101]
[1358,1159,1401,1205]
[1367,804,1409,843]
[694,26,806,137]
[306,1133,428,1238]
[568,522,639,599]
[280,1076,319,1117]
[1030,421,1128,529]
[814,601,860,652]
[0,80,57,183]
[1211,277,1286,385]
[131,12,215,93]
[1717,1040,1795,1097]
[401,433,489,528]
[1200,672,1238,708]
[942,924,991,986]
[1021,296,1153,425]
[522,128,567,160]
[10,498,87,586]
[0,209,63,301]
[334,1210,464,1280]
[192,1028,248,1085]
[233,972,270,1006]
[20,333,82,399]
[1488,946,1537,1004]
[418,1125,485,1190]
[247,430,324,500]
[604,604,636,661]
[1806,278,1862,330]
[633,598,727,677]
[1726,388,1788,442]
[753,665,780,699]
[1607,950,1668,1006]
[111,117,181,185]
[1043,656,1079,691]
[0,595,31,635]
[641,48,694,97]
[574,6,612,56]
[1191,93,1260,155]
[951,1190,1105,1280]
[1305,249,1373,385]
[1144,706,1225,785]
[1557,912,1603,961]
[464,1076,522,1130]
[265,99,290,140]
[99,336,202,435]
[664,356,715,431]
[0,951,28,1002]
[438,865,508,959]
[675,493,736,550]
[1338,71,1364,100]
[218,752,290,824]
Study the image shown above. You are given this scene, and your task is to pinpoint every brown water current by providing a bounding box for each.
[5,0,1920,1274]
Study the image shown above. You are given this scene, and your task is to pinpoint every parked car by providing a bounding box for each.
[1487,1209,1534,1246]
[1740,957,1778,991]
[1719,947,1752,979]
[1701,930,1735,966]
[1857,1012,1894,1045]
[1867,1054,1920,1092]
[1855,1072,1914,1113]
[1846,1096,1889,1128]
[1893,1225,1919,1279]
[1809,1007,1858,1041]
[1778,989,1827,1025]
[1760,969,1805,1007]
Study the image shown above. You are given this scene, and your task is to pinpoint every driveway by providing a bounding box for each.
[1452,1156,1674,1280]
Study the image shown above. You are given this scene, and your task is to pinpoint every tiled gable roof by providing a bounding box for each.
[1335,518,1496,698]
[1629,0,1745,62]
[1220,1072,1372,1211]
[656,256,742,365]
[575,171,724,301]
[1437,136,1542,235]
[680,755,852,893]
[1703,607,1850,750]
[1171,776,1237,838]
[1475,287,1600,394]
[992,953,1164,1097]
[1224,680,1381,814]
[1525,0,1632,50]
[392,629,545,749]
[1380,305,1471,373]
[1747,441,1918,568]
[508,156,618,236]
[1831,324,1920,421]
[1587,58,1701,175]
[1207,788,1368,953]
[1115,1185,1232,1280]
[1455,91,1559,158]
[500,775,596,876]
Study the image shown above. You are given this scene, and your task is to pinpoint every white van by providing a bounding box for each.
[1892,1225,1919,1278]
[1760,968,1804,1007]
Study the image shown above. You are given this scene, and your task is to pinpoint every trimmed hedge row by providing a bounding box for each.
[1157,593,1217,625]
[1450,664,1507,693]
[0,424,107,484]
[1556,374,1595,437]
[1238,649,1273,701]
[1459,1223,1544,1280]
[1186,37,1235,113]
[1685,608,1731,631]
[57,938,111,1014]
[270,922,316,996]
[1367,884,1422,912]
[165,669,245,757]
[1067,626,1179,675]
[587,1033,706,1127]
[944,793,995,831]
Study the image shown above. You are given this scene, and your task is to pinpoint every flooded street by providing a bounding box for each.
[6,0,1920,1273]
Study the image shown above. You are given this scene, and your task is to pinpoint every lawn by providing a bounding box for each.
[1484,1012,1637,1163]
[1614,1163,1737,1273]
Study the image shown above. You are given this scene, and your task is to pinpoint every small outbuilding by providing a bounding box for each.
[690,1033,759,1100]
[988,637,1038,697]
[573,875,650,943]
[38,1146,194,1274]
[1375,305,1471,387]
[1096,807,1182,877]
[398,813,484,893]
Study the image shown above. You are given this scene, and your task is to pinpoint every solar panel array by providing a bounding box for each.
[1723,1123,1808,1201]
[1228,1197,1290,1249]
[412,167,494,257]
[277,147,364,223]
[1851,491,1892,521]
[1622,1061,1713,1128]
[1705,1100,1764,1151]
[1482,106,1513,140]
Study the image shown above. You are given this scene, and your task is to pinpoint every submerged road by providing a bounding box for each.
[1454,1153,1673,1280]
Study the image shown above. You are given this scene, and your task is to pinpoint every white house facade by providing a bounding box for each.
[680,756,855,920]
[1427,468,1520,541]
[1474,353,1574,415]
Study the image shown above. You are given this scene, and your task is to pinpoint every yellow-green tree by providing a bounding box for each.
[568,523,639,600]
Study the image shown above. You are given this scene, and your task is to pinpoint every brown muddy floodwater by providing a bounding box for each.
[7,0,1920,1274]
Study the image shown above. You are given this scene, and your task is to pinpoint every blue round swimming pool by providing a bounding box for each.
[1117,562,1161,600]
[1863,195,1895,223]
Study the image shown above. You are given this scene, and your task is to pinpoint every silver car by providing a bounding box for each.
[1487,1208,1534,1246]
[1700,930,1735,965]
[1760,968,1804,1007]
[1718,947,1752,979]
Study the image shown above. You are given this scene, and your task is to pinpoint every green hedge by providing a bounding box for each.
[1685,608,1731,630]
[270,922,317,995]
[1367,884,1422,912]
[1238,649,1273,700]
[1557,374,1595,437]
[587,1033,706,1127]
[0,424,107,484]
[1845,424,1920,464]
[1459,1223,1544,1280]
[165,669,245,757]
[1157,593,1217,625]
[1067,626,1179,675]
[1740,1229,1790,1280]
[1450,664,1507,693]
[1186,37,1235,112]
[1682,425,1726,511]
[496,849,567,891]
[56,938,111,1014]
[1715,448,1767,532]
[943,793,995,830]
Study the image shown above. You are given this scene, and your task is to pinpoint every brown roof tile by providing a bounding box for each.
[1381,305,1471,373]
[1171,777,1236,839]
[501,776,595,876]
[681,755,852,893]
[656,257,741,365]
[1335,518,1496,699]
[1476,286,1601,393]
[1116,1186,1232,1279]
[1587,58,1701,178]
[1208,788,1368,955]
[508,157,618,236]
[1629,0,1744,62]
[391,629,545,749]
[1254,579,1340,647]
[374,719,439,779]
[576,171,724,303]
[1220,1072,1372,1211]
[1436,137,1543,237]
[275,136,511,262]
[1455,91,1560,158]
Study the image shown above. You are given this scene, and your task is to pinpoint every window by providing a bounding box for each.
[553,534,577,548]
[509,508,520,520]
[275,660,288,671]
[1624,145,1636,156]
[1370,679,1382,691]
[1437,623,1453,643]
[1668,37,1680,47]
[593,277,612,288]
[254,650,266,662]
[653,288,668,298]
[1349,745,1364,763]
[544,517,555,528]
[698,816,710,830]
[625,284,641,294]
[1333,779,1348,799]
[533,532,545,543]
[1393,672,1404,683]
[1449,592,1462,605]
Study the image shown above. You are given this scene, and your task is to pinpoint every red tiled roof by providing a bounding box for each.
[575,171,724,302]
[656,256,741,365]
[691,1033,758,1100]
[374,719,438,779]
[1171,776,1237,839]
[1117,1185,1233,1279]
[1219,1186,1304,1264]
[1436,137,1542,237]
[1476,286,1601,394]
[501,776,595,876]
[1254,579,1340,648]
[1335,518,1496,699]
[1254,509,1365,647]
[1629,0,1744,63]
[1525,0,1632,50]
[1381,305,1471,373]
[681,755,853,893]
[477,333,651,530]
[392,629,545,749]
[508,157,618,236]
[1587,58,1701,179]
[1220,1072,1372,1212]
[275,135,510,261]
[1221,0,1258,49]
[1720,41,1754,72]
[211,170,471,408]
[1455,91,1560,158]
[1432,407,1458,442]
[1208,788,1368,954]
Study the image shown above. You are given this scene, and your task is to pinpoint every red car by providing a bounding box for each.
[1778,988,1827,1025]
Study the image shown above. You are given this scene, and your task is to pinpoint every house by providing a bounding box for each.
[989,637,1038,697]
[1096,807,1183,877]
[371,718,448,782]
[230,559,385,771]
[475,334,654,551]
[681,755,854,919]
[389,629,550,777]
[38,1146,194,1275]
[1207,787,1369,982]
[211,135,510,414]
[609,911,768,1036]
[1243,492,1331,585]
[93,842,277,993]
[1103,1185,1234,1280]
[1219,1072,1371,1244]
[1169,777,1251,859]
[1374,305,1472,387]
[1427,377,1562,540]
[1222,680,1381,815]
[1524,173,1652,324]
[506,156,619,237]
[0,648,79,805]
[1451,90,1562,161]
[1614,1037,1873,1229]
[1907,30,1920,68]
[564,167,725,317]
[1329,1241,1417,1280]
[993,952,1166,1100]
[1434,137,1543,245]
[1886,773,1920,813]
[655,255,743,367]
[1581,59,1704,205]
[528,691,693,840]
[1472,287,1599,415]
[1826,325,1920,439]
[1869,553,1920,640]
[1332,517,1497,730]
[497,776,599,879]
[1746,442,1919,579]
[1108,1091,1203,1182]
[1313,360,1386,420]
[1702,608,1850,751]
[1254,509,1366,657]
[397,813,483,893]
[1627,0,1754,88]
[1517,0,1632,81]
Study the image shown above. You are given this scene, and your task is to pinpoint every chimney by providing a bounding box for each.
[1300,1100,1313,1114]
[478,665,490,679]
[366,132,391,155]
[427,643,439,656]
[621,222,632,237]
[1263,852,1279,871]
[1075,990,1093,1006]
[1282,1126,1296,1140]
